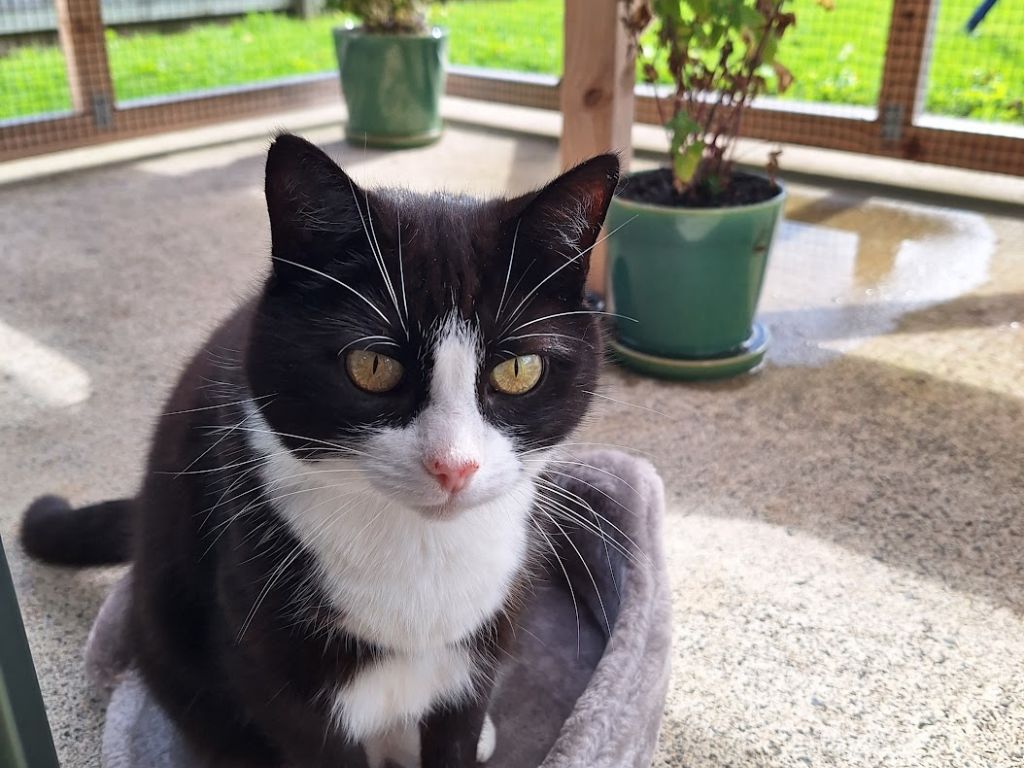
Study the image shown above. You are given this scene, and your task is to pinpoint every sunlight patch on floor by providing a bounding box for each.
[0,319,91,408]
[655,511,1024,768]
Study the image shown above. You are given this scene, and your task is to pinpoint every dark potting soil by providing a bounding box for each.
[617,167,781,209]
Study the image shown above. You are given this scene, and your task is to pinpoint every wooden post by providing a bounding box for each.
[876,0,938,148]
[560,0,635,294]
[55,0,115,127]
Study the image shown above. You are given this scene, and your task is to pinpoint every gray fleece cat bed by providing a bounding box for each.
[84,449,670,768]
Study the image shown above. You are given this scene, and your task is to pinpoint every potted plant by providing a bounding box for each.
[606,0,805,379]
[333,1,447,148]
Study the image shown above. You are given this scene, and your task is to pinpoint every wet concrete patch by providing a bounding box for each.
[762,188,997,366]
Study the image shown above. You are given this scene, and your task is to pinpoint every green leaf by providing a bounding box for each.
[725,0,745,27]
[683,0,710,18]
[666,112,701,146]
[673,141,705,186]
[720,0,749,22]
[705,22,725,47]
[759,32,780,65]
[738,6,764,31]
[654,0,685,22]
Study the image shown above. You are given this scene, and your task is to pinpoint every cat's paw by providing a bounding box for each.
[476,714,496,763]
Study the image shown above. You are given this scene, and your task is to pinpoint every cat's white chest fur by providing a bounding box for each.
[296,474,532,653]
[243,318,537,761]
[246,411,532,747]
[333,644,474,744]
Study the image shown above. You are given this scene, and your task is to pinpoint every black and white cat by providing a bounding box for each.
[21,134,619,768]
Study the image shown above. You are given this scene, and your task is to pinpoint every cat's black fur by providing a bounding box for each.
[21,135,619,768]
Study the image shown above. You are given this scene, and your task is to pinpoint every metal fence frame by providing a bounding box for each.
[0,539,60,768]
[1,0,1021,176]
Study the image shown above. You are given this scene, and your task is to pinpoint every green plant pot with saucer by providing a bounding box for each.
[606,169,785,380]
[333,24,448,148]
[608,0,820,379]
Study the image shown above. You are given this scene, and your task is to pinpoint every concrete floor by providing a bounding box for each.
[1,123,1022,768]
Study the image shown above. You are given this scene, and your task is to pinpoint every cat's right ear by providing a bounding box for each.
[264,133,366,280]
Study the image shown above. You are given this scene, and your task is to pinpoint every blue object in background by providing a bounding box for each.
[965,0,999,33]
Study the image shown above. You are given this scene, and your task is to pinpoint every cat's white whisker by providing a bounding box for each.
[534,485,640,567]
[505,309,637,337]
[502,255,539,315]
[271,257,391,326]
[235,489,370,628]
[534,478,647,566]
[159,449,278,477]
[501,215,639,333]
[537,512,623,613]
[361,187,408,339]
[539,468,634,518]
[197,450,376,554]
[536,501,613,638]
[582,389,668,417]
[338,335,401,356]
[237,537,310,642]
[495,219,522,324]
[530,518,583,658]
[228,424,383,462]
[522,440,656,459]
[177,402,271,478]
[199,462,264,526]
[397,208,410,337]
[524,457,643,497]
[162,392,275,417]
[277,490,372,560]
[501,332,583,345]
[261,465,366,484]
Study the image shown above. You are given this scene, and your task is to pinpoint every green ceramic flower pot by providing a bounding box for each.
[606,173,785,379]
[333,26,447,148]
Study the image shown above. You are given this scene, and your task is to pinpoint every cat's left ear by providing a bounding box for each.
[514,153,621,272]
[264,133,369,280]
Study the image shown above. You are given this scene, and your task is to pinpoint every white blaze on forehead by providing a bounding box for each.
[419,316,485,464]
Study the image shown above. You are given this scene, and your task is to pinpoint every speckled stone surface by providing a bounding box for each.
[1,124,1021,768]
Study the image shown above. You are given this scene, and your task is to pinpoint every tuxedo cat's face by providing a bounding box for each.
[246,135,618,517]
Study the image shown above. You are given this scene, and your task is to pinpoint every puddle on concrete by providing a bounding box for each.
[760,188,996,366]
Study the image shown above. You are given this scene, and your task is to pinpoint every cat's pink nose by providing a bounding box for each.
[425,458,479,494]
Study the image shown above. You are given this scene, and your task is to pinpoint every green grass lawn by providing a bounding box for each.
[0,0,1020,124]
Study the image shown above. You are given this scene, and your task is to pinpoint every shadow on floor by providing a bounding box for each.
[761,290,1023,341]
[600,339,1024,617]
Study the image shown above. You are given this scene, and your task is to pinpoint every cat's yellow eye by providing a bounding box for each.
[490,355,544,396]
[346,350,404,393]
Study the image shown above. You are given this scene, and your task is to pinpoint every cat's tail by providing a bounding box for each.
[20,495,133,566]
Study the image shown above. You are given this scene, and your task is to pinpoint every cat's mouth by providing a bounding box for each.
[407,484,507,521]
[413,498,461,521]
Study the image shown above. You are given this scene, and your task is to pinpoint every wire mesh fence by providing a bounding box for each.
[924,0,1023,125]
[0,0,1021,170]
[0,1,563,123]
[0,1,74,123]
[436,0,562,75]
[102,8,339,107]
[775,0,893,114]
